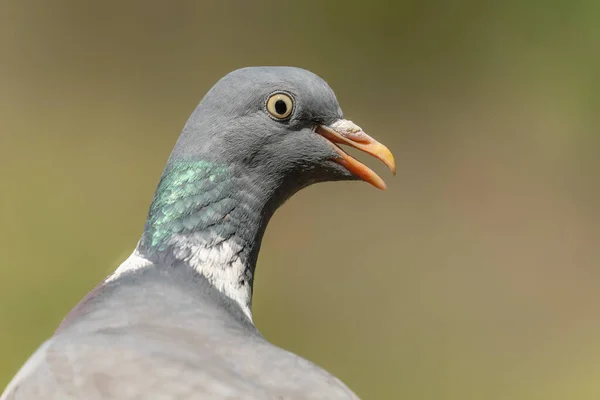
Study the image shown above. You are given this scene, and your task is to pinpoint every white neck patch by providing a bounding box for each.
[105,245,153,283]
[104,236,253,322]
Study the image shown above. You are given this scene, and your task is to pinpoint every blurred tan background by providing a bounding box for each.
[1,1,599,398]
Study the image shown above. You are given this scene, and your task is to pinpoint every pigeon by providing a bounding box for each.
[1,66,395,400]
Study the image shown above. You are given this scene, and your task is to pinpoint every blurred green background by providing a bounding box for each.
[1,1,599,398]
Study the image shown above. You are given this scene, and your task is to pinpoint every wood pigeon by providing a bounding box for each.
[1,66,395,400]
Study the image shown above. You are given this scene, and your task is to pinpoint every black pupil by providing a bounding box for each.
[274,99,288,115]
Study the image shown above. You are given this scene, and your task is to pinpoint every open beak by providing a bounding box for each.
[316,119,396,190]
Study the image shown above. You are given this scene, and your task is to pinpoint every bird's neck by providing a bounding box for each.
[112,159,281,321]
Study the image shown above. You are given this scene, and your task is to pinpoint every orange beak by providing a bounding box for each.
[316,119,396,190]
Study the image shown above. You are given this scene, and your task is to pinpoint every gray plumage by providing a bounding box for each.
[2,67,393,400]
[3,268,356,399]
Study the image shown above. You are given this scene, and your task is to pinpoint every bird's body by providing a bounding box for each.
[2,67,394,400]
[3,267,356,399]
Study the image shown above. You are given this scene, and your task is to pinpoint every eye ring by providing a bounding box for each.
[266,92,294,120]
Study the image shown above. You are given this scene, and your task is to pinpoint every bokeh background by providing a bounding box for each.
[1,1,599,398]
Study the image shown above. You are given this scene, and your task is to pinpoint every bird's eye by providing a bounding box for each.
[266,92,294,120]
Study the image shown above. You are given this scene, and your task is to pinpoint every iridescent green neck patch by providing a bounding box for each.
[145,160,232,249]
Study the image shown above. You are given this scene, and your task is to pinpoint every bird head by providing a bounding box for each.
[169,66,395,195]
